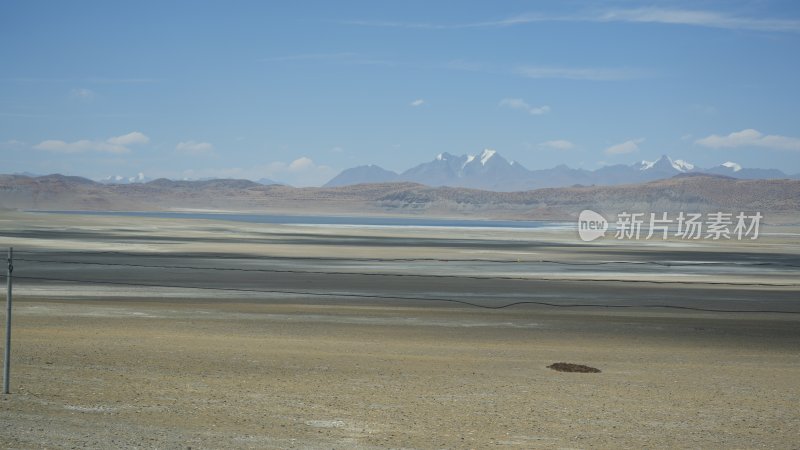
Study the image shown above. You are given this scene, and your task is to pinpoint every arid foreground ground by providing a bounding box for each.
[0,211,799,448]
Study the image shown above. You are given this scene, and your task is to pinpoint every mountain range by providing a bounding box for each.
[99,172,151,185]
[1,173,798,221]
[325,150,798,191]
[88,150,797,191]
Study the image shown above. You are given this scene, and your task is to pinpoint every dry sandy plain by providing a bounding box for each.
[0,211,799,449]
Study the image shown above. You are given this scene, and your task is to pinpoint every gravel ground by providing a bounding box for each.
[1,300,799,449]
[0,211,798,448]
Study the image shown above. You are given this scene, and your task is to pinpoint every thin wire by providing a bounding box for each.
[8,275,800,314]
[12,258,800,287]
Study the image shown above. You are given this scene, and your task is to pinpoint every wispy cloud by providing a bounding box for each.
[0,111,50,118]
[696,129,800,151]
[441,60,493,73]
[539,140,575,151]
[690,104,717,115]
[85,77,158,84]
[261,52,396,66]
[340,14,562,30]
[268,156,336,186]
[340,19,455,30]
[596,8,800,33]
[34,131,149,154]
[70,88,95,101]
[410,99,425,107]
[499,98,550,115]
[344,8,800,33]
[605,138,645,155]
[441,61,650,81]
[264,52,647,82]
[0,139,26,150]
[182,156,336,187]
[0,77,71,83]
[108,132,149,146]
[261,52,358,62]
[2,77,158,84]
[176,140,215,156]
[515,66,647,81]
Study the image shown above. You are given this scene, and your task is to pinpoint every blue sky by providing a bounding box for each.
[2,0,800,185]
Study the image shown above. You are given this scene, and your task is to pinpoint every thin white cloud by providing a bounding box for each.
[597,8,800,33]
[499,98,550,115]
[269,157,336,186]
[176,140,215,156]
[410,99,425,107]
[341,19,455,30]
[108,131,149,146]
[695,129,800,151]
[443,61,650,81]
[262,52,358,62]
[180,167,249,180]
[0,112,50,118]
[344,8,800,33]
[539,140,575,151]
[0,139,26,150]
[35,140,127,154]
[34,131,149,154]
[605,138,645,155]
[690,104,717,115]
[515,66,647,81]
[262,52,396,67]
[86,77,158,84]
[70,88,95,101]
[265,51,648,82]
[184,156,336,187]
[441,60,492,72]
[2,77,158,84]
[341,15,565,29]
[288,156,314,171]
[529,105,550,115]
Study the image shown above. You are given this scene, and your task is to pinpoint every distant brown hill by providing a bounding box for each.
[0,173,798,221]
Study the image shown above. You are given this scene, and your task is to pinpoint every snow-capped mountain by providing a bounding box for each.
[627,154,701,182]
[324,151,791,191]
[400,149,530,190]
[98,173,150,184]
[395,152,468,186]
[703,162,786,179]
[636,155,695,173]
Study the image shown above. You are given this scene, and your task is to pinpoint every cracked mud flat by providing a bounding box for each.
[0,211,799,448]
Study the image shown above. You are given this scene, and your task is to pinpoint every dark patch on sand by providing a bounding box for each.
[548,362,601,373]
